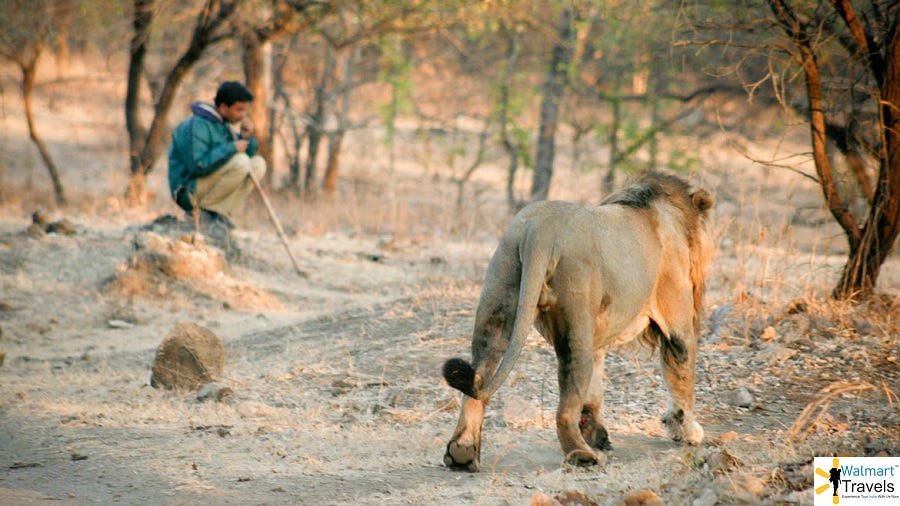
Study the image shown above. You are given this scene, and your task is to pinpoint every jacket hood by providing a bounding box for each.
[191,101,223,123]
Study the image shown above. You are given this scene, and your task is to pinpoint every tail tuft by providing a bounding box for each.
[443,358,478,399]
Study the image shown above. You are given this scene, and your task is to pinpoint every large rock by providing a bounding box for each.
[150,323,225,390]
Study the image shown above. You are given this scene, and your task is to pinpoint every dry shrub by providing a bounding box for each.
[221,285,283,311]
[143,232,226,280]
[105,232,224,296]
[103,231,283,311]
[786,381,876,443]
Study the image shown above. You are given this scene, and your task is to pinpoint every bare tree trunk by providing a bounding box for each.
[303,91,324,196]
[303,47,334,196]
[272,49,305,192]
[20,58,66,205]
[272,44,294,187]
[54,33,69,80]
[323,133,343,195]
[647,75,659,171]
[603,91,621,195]
[125,0,153,192]
[531,5,576,202]
[323,46,356,196]
[504,138,520,211]
[845,149,874,204]
[454,124,489,209]
[835,30,900,298]
[498,26,524,212]
[242,32,273,171]
[826,123,875,204]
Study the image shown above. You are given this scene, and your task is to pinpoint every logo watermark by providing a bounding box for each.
[814,457,900,505]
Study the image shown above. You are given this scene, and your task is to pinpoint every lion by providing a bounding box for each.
[442,171,714,471]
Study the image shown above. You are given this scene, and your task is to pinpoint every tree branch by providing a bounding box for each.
[830,0,886,87]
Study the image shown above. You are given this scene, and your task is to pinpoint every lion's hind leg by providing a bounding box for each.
[552,313,607,467]
[580,348,612,452]
[650,321,704,445]
[444,395,486,472]
[443,290,515,472]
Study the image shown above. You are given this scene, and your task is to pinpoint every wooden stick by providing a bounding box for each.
[249,173,308,278]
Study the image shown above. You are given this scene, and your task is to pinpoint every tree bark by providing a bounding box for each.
[497,26,523,211]
[125,0,153,192]
[305,47,337,196]
[530,5,576,202]
[242,32,273,172]
[322,133,343,195]
[322,46,357,196]
[603,91,621,195]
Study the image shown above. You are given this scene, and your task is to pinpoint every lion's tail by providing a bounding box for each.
[444,231,551,401]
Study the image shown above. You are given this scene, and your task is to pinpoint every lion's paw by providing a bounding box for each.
[681,420,704,445]
[580,411,612,451]
[564,448,607,467]
[444,440,480,472]
[663,409,703,445]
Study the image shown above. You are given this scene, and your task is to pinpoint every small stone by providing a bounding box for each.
[779,489,813,504]
[692,488,717,506]
[107,319,135,329]
[706,449,741,474]
[530,492,559,506]
[32,210,50,226]
[46,219,76,235]
[24,223,45,239]
[718,431,740,443]
[785,299,807,314]
[555,490,593,505]
[236,401,276,419]
[729,387,754,408]
[624,489,664,506]
[759,326,777,341]
[853,320,873,336]
[729,473,766,498]
[759,345,797,365]
[196,382,233,403]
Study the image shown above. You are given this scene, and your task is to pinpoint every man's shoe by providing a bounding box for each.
[206,210,236,230]
[185,209,235,231]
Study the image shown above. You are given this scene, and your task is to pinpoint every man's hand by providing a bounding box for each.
[235,139,250,153]
[240,116,254,138]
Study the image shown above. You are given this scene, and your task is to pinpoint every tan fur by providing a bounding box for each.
[443,172,713,471]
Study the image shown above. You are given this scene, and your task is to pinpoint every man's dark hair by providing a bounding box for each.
[214,81,254,107]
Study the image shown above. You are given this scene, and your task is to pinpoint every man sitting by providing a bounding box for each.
[168,81,266,231]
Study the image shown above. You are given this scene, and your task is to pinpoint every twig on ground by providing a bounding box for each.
[786,381,874,443]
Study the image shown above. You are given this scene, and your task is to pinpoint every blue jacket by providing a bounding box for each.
[167,102,259,210]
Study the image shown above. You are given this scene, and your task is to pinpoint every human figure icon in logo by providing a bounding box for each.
[829,465,841,496]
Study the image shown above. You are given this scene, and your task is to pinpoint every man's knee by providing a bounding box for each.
[250,155,267,180]
[227,153,252,174]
